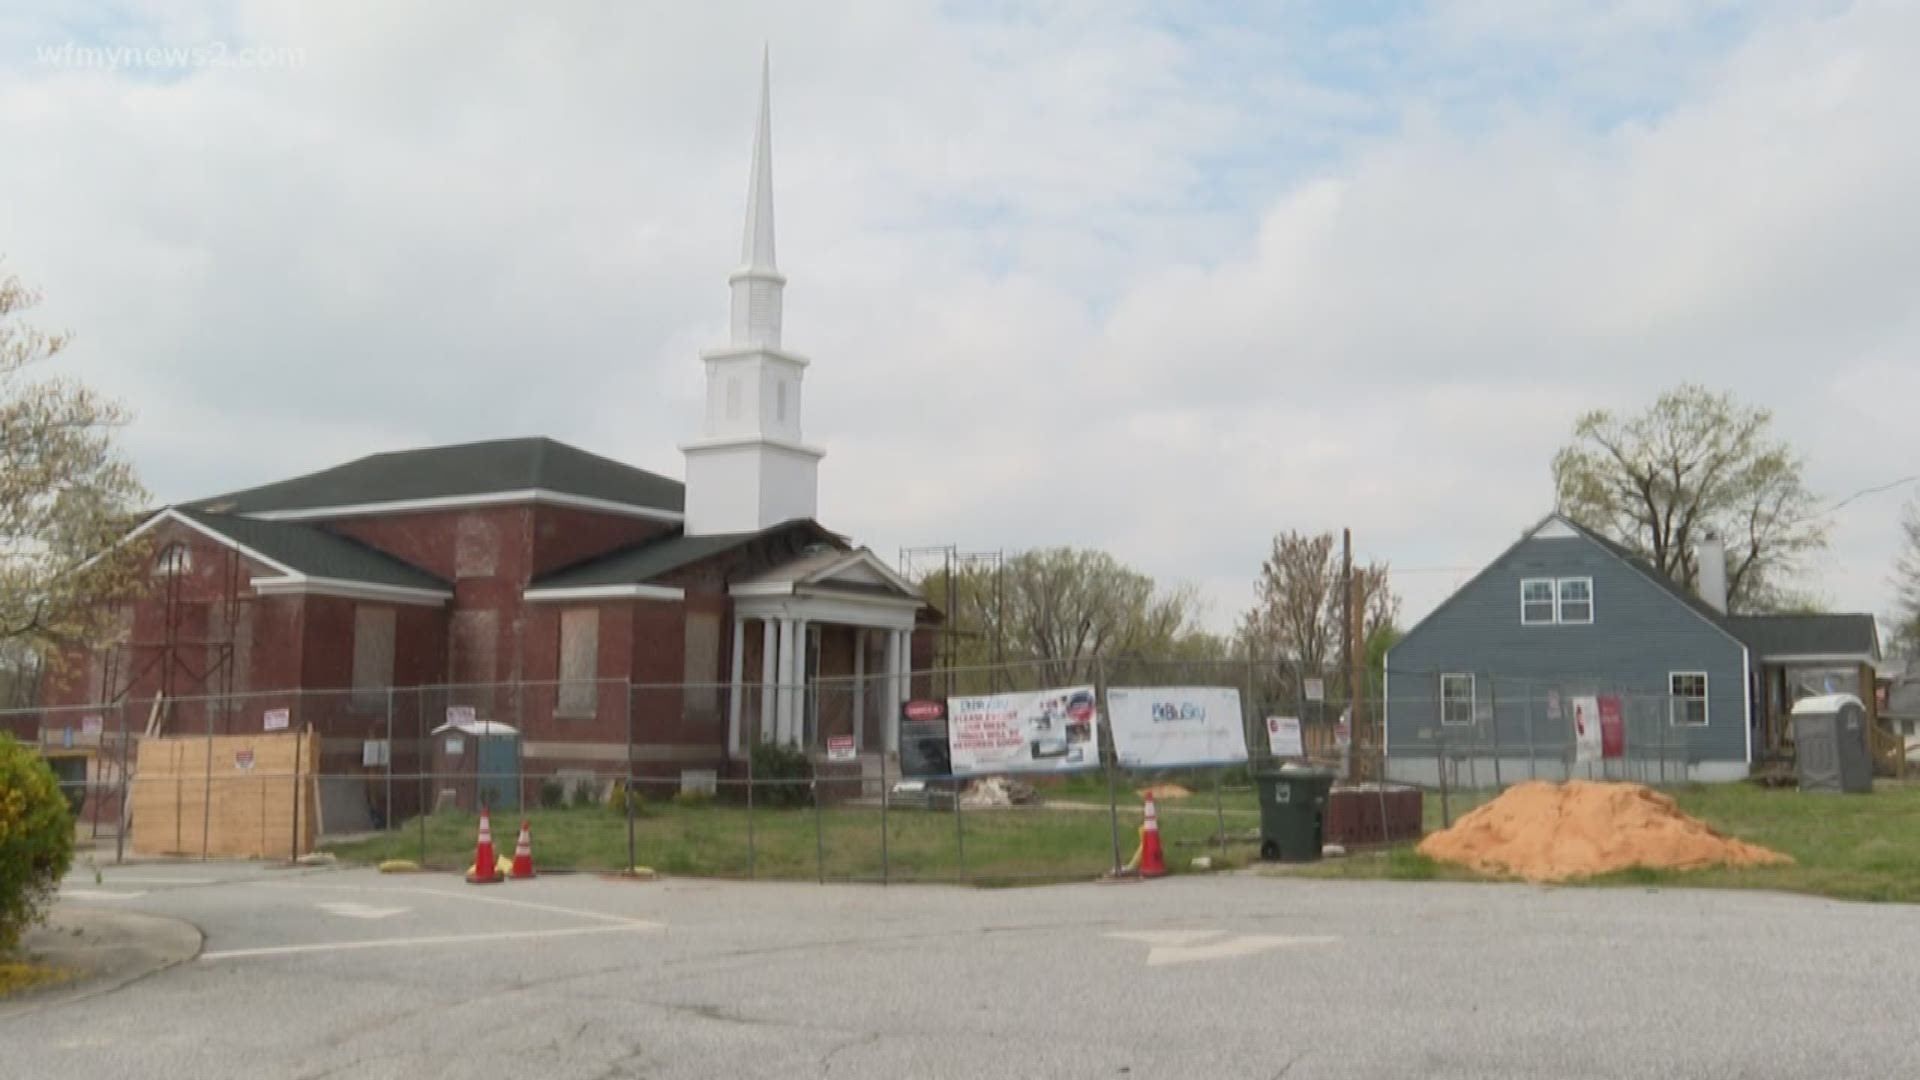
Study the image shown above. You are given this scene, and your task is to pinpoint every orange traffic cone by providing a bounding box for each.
[467,805,502,884]
[1139,792,1167,879]
[509,819,535,880]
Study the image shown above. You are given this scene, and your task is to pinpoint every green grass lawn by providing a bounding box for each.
[1288,781,1920,904]
[328,797,1263,884]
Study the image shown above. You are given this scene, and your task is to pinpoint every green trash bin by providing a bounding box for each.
[1255,766,1335,862]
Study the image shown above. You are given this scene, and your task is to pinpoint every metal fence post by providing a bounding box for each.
[115,699,129,865]
[878,753,888,887]
[626,682,637,875]
[1436,722,1451,828]
[385,688,395,834]
[954,777,967,884]
[1099,656,1122,876]
[1489,678,1502,789]
[1526,689,1537,781]
[813,774,825,884]
[417,688,428,867]
[1213,764,1226,850]
[202,700,215,861]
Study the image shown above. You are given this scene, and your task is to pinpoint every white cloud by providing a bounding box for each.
[3,0,1918,636]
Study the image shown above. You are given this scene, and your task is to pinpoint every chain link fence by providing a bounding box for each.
[7,660,1705,876]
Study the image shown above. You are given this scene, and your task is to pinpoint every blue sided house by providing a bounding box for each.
[1384,513,1881,783]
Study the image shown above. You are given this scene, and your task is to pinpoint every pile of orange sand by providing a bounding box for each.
[1417,780,1791,883]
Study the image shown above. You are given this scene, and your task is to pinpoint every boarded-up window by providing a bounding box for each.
[684,612,721,715]
[351,606,396,710]
[450,610,497,686]
[557,609,599,717]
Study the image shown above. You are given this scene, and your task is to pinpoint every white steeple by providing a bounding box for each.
[730,47,784,349]
[681,50,824,537]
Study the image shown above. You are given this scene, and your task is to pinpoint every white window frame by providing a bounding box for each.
[1669,671,1709,727]
[1556,577,1594,624]
[1440,673,1476,726]
[1520,578,1556,625]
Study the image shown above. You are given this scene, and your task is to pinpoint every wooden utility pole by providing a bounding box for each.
[1343,528,1371,783]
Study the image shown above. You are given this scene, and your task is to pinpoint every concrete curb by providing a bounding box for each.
[0,905,203,1017]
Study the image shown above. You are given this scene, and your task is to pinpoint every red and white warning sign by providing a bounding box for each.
[234,748,256,772]
[826,734,857,762]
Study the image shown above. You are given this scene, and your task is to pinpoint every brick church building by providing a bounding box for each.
[44,59,933,804]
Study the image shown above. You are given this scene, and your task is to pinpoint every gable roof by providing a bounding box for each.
[142,508,451,602]
[187,437,684,521]
[1394,511,1881,667]
[735,546,923,599]
[1726,614,1880,663]
[526,519,842,593]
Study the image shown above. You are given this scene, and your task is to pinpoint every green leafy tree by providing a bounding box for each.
[1552,384,1826,614]
[1,268,149,676]
[1,734,75,953]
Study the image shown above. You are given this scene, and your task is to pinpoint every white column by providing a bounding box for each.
[791,619,810,747]
[852,628,867,751]
[727,616,746,756]
[883,629,903,753]
[758,617,776,742]
[774,617,795,744]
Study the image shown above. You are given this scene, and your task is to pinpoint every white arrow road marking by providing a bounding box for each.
[316,901,410,920]
[1104,929,1338,967]
[62,888,148,901]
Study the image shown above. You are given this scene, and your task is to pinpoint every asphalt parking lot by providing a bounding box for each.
[8,861,1919,1079]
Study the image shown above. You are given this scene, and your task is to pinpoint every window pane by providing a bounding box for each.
[558,609,599,716]
[1442,674,1473,724]
[1558,578,1593,623]
[1522,580,1556,623]
[350,606,395,710]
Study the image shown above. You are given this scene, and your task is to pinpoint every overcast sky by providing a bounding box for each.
[3,1,1917,632]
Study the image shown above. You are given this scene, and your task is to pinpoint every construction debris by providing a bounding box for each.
[1418,780,1791,883]
[960,777,1040,808]
[1135,783,1192,801]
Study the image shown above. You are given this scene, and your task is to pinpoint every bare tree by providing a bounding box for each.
[1552,384,1827,613]
[1237,529,1398,698]
[1893,497,1920,658]
[1,268,148,675]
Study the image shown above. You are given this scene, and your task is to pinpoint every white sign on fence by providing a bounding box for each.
[1571,695,1602,763]
[1107,686,1248,767]
[362,739,390,767]
[263,707,290,732]
[81,714,104,736]
[946,686,1100,776]
[1304,678,1325,702]
[826,734,857,762]
[1266,716,1305,758]
[445,705,476,728]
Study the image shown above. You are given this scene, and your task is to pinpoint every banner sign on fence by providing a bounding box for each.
[1107,686,1248,766]
[1304,678,1325,702]
[946,687,1099,775]
[1266,716,1305,758]
[1599,695,1625,759]
[899,700,951,778]
[263,707,290,732]
[1572,695,1602,762]
[826,734,857,762]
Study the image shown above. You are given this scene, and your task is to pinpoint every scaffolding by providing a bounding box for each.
[97,539,252,734]
[898,545,1005,696]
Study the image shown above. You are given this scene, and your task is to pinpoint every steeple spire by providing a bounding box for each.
[740,45,777,274]
[729,46,785,349]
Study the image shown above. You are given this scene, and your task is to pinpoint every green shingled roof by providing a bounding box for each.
[1726,614,1880,661]
[173,508,450,592]
[188,437,683,516]
[531,520,841,591]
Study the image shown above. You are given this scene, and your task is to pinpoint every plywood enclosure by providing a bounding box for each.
[130,731,320,859]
